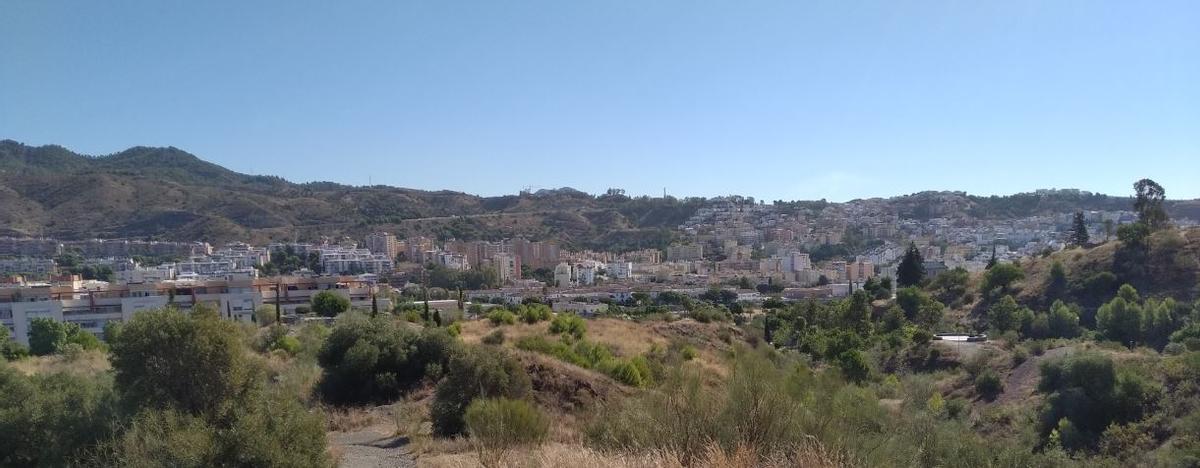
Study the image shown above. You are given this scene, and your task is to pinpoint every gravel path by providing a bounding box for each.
[329,420,416,468]
[992,345,1074,406]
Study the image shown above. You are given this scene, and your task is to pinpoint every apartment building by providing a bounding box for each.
[365,232,399,260]
[846,259,875,283]
[0,276,379,346]
[491,253,521,284]
[666,244,704,262]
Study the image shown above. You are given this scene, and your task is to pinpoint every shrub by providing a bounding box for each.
[681,345,698,361]
[945,397,968,419]
[548,314,586,339]
[487,309,517,326]
[317,313,457,404]
[482,330,505,346]
[0,326,29,361]
[1012,347,1028,367]
[0,367,119,466]
[1036,352,1159,450]
[254,305,278,326]
[272,336,301,356]
[837,350,871,384]
[432,346,531,436]
[518,304,552,324]
[464,398,548,452]
[27,318,102,356]
[975,369,1003,400]
[295,322,330,361]
[447,322,463,337]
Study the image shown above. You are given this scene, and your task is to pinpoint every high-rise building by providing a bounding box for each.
[365,232,399,260]
[492,253,521,284]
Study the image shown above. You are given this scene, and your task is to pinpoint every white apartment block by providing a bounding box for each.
[606,262,633,280]
[1,276,379,346]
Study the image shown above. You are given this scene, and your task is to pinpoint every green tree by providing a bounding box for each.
[982,262,1024,297]
[0,367,119,466]
[1047,300,1081,338]
[896,243,926,287]
[988,295,1023,332]
[1069,211,1090,246]
[1132,178,1168,230]
[311,291,350,317]
[1037,352,1158,451]
[1096,285,1144,347]
[28,318,69,356]
[837,349,871,384]
[929,267,969,304]
[109,307,255,418]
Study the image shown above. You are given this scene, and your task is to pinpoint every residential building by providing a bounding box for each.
[666,244,704,262]
[365,232,399,259]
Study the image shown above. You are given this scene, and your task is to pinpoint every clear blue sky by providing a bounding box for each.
[2,1,1198,201]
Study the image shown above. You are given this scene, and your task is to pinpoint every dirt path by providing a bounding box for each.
[991,345,1074,406]
[328,408,416,468]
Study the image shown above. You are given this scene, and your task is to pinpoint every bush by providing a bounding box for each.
[317,313,458,404]
[975,369,1003,400]
[27,318,102,356]
[447,322,463,337]
[487,309,516,326]
[680,345,698,361]
[254,305,278,326]
[518,304,552,324]
[1012,347,1029,367]
[0,367,119,466]
[311,291,350,318]
[1037,352,1159,450]
[945,397,969,419]
[432,346,530,436]
[548,314,586,339]
[0,326,29,361]
[837,350,871,384]
[464,398,548,451]
[481,330,505,346]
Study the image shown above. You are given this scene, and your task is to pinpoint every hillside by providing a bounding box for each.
[3,139,1198,247]
[0,140,698,249]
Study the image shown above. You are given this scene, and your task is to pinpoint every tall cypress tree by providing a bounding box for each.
[1069,211,1090,247]
[896,243,925,287]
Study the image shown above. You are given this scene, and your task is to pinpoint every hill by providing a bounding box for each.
[0,140,699,249]
[3,139,1198,247]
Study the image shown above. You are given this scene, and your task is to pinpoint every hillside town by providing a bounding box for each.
[3,195,1186,346]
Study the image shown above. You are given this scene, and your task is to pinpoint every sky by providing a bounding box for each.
[1,1,1198,202]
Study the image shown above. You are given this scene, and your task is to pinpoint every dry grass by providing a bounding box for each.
[458,317,729,364]
[7,349,111,376]
[325,405,381,432]
[418,441,851,468]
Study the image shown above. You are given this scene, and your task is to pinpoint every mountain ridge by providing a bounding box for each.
[2,139,1198,247]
